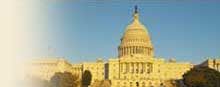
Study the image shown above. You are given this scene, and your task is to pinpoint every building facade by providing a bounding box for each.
[26,58,74,81]
[27,6,197,87]
[199,59,220,72]
[82,58,105,83]
[107,6,192,87]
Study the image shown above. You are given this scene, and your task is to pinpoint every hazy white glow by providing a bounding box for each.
[0,0,48,87]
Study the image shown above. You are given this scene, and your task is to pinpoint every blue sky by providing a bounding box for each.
[33,1,220,64]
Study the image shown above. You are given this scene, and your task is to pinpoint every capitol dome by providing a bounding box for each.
[118,6,154,58]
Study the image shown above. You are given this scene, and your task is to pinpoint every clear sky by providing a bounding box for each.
[33,1,220,64]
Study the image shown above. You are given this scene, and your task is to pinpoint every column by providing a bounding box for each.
[132,47,134,54]
[126,63,128,73]
[121,48,123,56]
[140,62,143,73]
[136,63,138,73]
[138,46,140,54]
[124,48,125,56]
[129,63,131,73]
[149,63,153,73]
[136,62,140,73]
[146,48,149,55]
[132,63,134,73]
[124,63,126,73]
[147,63,150,74]
[128,47,130,55]
[127,63,129,73]
[144,47,146,55]
[143,63,146,73]
[125,47,127,55]
[135,46,137,54]
[129,47,131,55]
[122,63,124,73]
[133,46,136,54]
[123,48,125,56]
[124,48,126,56]
[139,62,142,73]
[140,46,142,54]
[119,48,121,57]
[134,46,136,54]
[120,63,123,73]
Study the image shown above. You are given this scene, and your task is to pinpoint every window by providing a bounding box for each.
[124,82,126,84]
[113,76,116,79]
[136,82,139,87]
[142,82,145,87]
[136,69,138,73]
[130,82,132,87]
[124,82,127,87]
[117,81,120,86]
[117,82,120,84]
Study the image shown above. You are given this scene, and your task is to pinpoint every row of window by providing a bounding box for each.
[119,47,152,56]
[120,63,153,73]
[124,38,147,43]
[117,81,155,87]
[85,66,104,70]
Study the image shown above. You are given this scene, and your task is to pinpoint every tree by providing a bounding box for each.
[82,70,92,87]
[50,72,80,87]
[183,66,220,87]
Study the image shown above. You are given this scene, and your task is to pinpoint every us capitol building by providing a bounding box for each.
[26,6,220,87]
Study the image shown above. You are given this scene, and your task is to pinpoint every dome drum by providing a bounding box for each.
[118,46,154,58]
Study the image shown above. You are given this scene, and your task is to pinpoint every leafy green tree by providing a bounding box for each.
[82,70,92,87]
[50,72,79,87]
[183,66,220,87]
